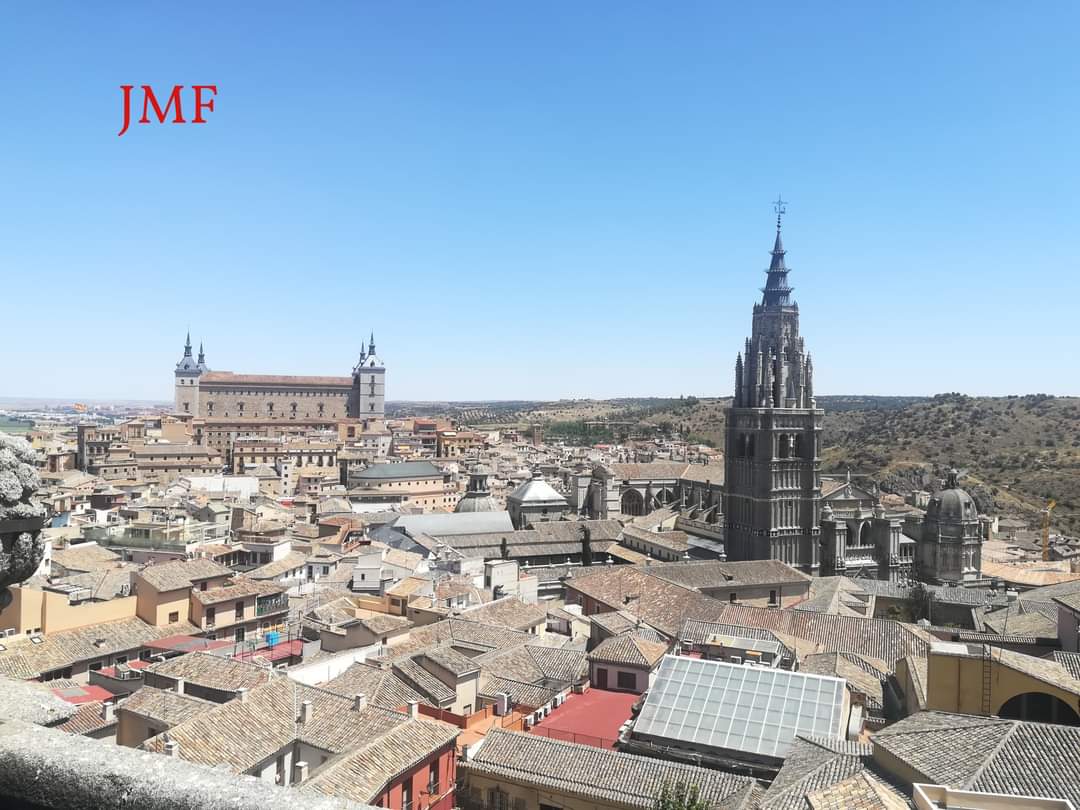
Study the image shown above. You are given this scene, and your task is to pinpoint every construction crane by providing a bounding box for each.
[1042,499,1056,562]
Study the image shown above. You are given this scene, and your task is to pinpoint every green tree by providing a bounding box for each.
[653,782,709,810]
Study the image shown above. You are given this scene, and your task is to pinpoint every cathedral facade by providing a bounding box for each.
[723,206,823,573]
[173,332,386,421]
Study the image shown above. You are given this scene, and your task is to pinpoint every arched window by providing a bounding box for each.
[747,436,756,457]
[794,434,804,458]
[778,435,791,458]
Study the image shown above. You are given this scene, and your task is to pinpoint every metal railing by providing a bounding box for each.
[256,596,289,616]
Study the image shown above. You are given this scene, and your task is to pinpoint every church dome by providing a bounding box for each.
[455,493,500,513]
[507,473,568,506]
[925,470,978,524]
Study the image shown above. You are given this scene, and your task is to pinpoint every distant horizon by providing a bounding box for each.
[2,390,1076,412]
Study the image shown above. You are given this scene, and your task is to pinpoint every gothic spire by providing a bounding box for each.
[761,197,794,308]
[197,342,205,364]
[369,331,376,355]
[183,331,192,357]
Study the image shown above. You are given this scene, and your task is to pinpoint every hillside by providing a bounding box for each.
[534,394,1080,533]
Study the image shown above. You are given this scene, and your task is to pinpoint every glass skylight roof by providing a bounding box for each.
[633,655,846,759]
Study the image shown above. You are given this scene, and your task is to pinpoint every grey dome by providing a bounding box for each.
[455,493,500,513]
[925,470,978,524]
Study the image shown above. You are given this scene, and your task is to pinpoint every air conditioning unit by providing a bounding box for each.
[728,655,742,665]
[523,717,533,730]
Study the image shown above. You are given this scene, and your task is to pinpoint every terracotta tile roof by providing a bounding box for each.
[190,576,284,606]
[460,728,754,809]
[457,596,546,631]
[475,644,587,687]
[56,701,117,736]
[247,550,308,580]
[198,371,352,387]
[143,677,414,776]
[0,618,194,680]
[872,711,1080,806]
[801,653,886,715]
[1054,650,1080,680]
[568,566,928,663]
[391,658,456,705]
[423,645,480,677]
[645,559,811,589]
[119,686,215,727]
[587,634,669,668]
[609,462,698,481]
[50,543,120,572]
[302,716,458,804]
[139,558,231,592]
[323,663,424,709]
[805,771,909,810]
[144,651,271,693]
[759,735,875,810]
[620,525,689,552]
[479,675,557,708]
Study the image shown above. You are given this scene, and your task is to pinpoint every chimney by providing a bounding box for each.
[236,687,248,703]
[353,693,367,711]
[300,699,313,724]
[407,700,419,719]
[174,677,185,695]
[293,761,309,784]
[101,702,116,723]
[164,739,180,758]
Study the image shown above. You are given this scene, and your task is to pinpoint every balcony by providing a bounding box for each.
[256,594,289,617]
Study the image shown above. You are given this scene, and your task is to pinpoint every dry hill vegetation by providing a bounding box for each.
[395,394,1079,533]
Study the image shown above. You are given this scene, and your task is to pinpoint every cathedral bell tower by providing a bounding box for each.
[723,200,823,573]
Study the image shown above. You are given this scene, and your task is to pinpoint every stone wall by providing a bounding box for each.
[0,719,372,810]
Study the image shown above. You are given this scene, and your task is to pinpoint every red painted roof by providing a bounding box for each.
[97,659,152,677]
[144,634,233,653]
[232,638,303,664]
[52,683,115,705]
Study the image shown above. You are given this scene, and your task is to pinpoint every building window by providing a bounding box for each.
[206,607,215,625]
[235,600,244,620]
[617,671,636,690]
[428,762,439,796]
[729,592,737,603]
[401,780,412,810]
[235,626,245,642]
[769,589,778,606]
[168,611,179,623]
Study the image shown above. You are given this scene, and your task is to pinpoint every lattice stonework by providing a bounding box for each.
[0,433,47,606]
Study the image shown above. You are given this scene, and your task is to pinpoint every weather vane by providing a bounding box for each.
[773,195,787,230]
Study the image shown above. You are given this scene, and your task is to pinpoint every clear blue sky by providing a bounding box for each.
[2,3,1078,402]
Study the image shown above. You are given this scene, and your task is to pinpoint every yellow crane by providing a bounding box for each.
[1042,499,1056,562]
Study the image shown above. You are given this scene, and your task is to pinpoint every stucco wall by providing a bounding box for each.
[926,649,1080,719]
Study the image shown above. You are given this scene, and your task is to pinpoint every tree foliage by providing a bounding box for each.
[653,781,709,810]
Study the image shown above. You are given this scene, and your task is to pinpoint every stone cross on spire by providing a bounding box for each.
[773,195,787,231]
